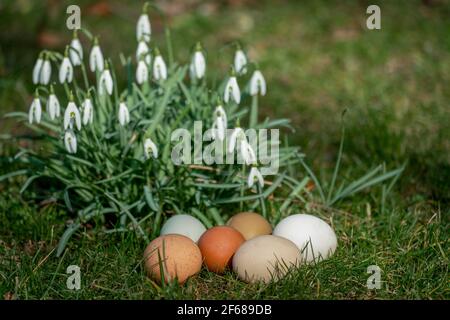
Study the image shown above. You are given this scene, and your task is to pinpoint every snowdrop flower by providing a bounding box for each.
[64,94,82,131]
[153,49,167,81]
[248,166,264,188]
[46,86,60,120]
[64,130,77,154]
[40,55,52,85]
[98,63,113,96]
[136,39,151,65]
[82,96,93,125]
[118,101,130,126]
[28,93,42,125]
[228,127,256,165]
[59,47,74,84]
[249,70,266,96]
[143,137,158,159]
[224,72,240,104]
[211,106,227,141]
[136,58,149,85]
[89,38,104,72]
[32,53,44,84]
[240,139,257,165]
[69,31,83,66]
[190,43,206,79]
[234,49,247,75]
[136,4,151,42]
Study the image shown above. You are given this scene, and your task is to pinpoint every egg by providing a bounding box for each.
[143,234,202,284]
[273,214,337,262]
[160,214,206,242]
[197,226,245,274]
[227,212,272,240]
[232,235,301,283]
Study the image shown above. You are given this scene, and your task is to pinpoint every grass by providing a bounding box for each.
[0,0,449,299]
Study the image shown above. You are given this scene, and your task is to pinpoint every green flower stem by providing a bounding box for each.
[250,94,258,128]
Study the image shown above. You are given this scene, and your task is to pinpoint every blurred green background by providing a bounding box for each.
[0,0,449,299]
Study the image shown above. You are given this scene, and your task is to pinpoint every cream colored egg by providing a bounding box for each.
[273,214,337,263]
[160,214,206,242]
[232,235,301,283]
[227,212,272,240]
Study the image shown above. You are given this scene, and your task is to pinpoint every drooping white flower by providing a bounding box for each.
[234,49,247,75]
[136,59,149,85]
[28,96,42,124]
[64,99,82,131]
[40,57,52,85]
[240,138,257,165]
[59,55,73,84]
[228,127,244,153]
[136,12,151,42]
[98,67,113,95]
[69,33,83,66]
[190,45,206,79]
[249,70,266,96]
[136,40,151,64]
[143,137,158,159]
[224,76,240,104]
[32,54,43,84]
[64,130,77,154]
[118,102,130,126]
[46,88,60,120]
[82,97,93,125]
[248,166,264,188]
[153,52,167,81]
[89,39,104,72]
[211,106,227,141]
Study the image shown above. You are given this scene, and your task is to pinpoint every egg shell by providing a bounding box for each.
[160,214,207,242]
[232,235,301,283]
[273,214,337,262]
[197,226,245,274]
[143,234,202,284]
[227,212,272,240]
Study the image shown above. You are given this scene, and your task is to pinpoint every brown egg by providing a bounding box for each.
[227,212,272,240]
[143,234,202,284]
[197,226,245,274]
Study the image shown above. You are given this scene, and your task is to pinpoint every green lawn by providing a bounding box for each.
[0,0,449,299]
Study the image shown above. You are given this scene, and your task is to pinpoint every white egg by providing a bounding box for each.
[160,214,207,243]
[273,214,337,262]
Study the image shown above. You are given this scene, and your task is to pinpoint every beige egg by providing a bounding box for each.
[227,212,272,240]
[232,235,301,283]
[143,234,202,284]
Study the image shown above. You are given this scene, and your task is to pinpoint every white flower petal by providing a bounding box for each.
[153,55,167,81]
[248,167,264,188]
[89,45,104,72]
[234,50,247,75]
[47,94,60,120]
[118,102,130,126]
[136,41,150,62]
[40,59,52,85]
[99,69,113,95]
[64,130,77,154]
[192,51,206,79]
[59,57,73,84]
[224,76,240,104]
[64,101,81,130]
[250,70,267,96]
[70,38,83,66]
[29,98,42,124]
[136,60,149,84]
[137,14,151,42]
[82,98,93,125]
[32,58,43,84]
[144,138,158,159]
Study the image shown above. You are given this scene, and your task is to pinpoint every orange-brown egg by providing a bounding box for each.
[197,226,245,274]
[143,234,202,284]
[227,212,272,240]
